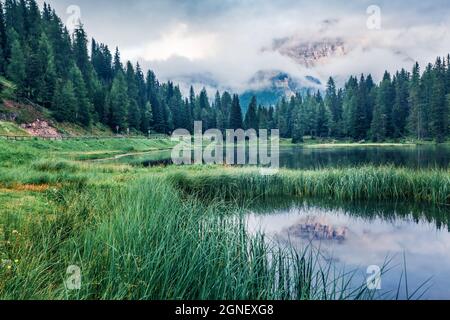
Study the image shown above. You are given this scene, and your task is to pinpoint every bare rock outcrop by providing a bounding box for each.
[21,119,61,138]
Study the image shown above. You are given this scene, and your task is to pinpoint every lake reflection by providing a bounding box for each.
[246,199,450,300]
[107,145,450,170]
[278,145,450,169]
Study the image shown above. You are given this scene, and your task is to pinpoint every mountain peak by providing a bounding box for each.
[271,37,347,68]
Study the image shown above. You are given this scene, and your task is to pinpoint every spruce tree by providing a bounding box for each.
[325,77,342,137]
[371,72,394,141]
[407,63,423,139]
[392,69,410,138]
[292,102,306,143]
[315,91,329,138]
[244,96,258,130]
[36,33,56,107]
[0,1,8,74]
[430,57,448,142]
[221,91,232,128]
[214,91,224,132]
[53,80,77,122]
[277,98,290,138]
[73,24,95,99]
[69,65,92,126]
[229,94,243,130]
[109,71,129,131]
[128,99,141,131]
[342,77,358,138]
[6,34,25,97]
[140,101,153,134]
[113,47,122,75]
[257,106,266,130]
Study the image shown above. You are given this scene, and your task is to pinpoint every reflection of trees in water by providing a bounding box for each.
[111,145,450,169]
[249,197,450,232]
[279,146,450,170]
[286,217,348,242]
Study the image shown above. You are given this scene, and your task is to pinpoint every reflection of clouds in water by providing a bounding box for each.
[246,204,450,298]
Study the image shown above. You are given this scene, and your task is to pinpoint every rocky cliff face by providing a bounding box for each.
[272,37,347,68]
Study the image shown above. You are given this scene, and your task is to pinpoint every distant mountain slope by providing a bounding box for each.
[240,70,322,110]
[271,37,347,68]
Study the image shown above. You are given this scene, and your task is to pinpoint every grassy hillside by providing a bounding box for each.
[0,121,29,136]
[0,100,117,137]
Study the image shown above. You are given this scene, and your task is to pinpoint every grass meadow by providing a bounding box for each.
[0,138,448,299]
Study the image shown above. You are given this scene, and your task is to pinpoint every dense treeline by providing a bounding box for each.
[0,0,245,135]
[270,60,450,143]
[1,1,449,142]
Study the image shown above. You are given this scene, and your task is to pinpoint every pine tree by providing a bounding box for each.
[92,82,107,123]
[69,65,92,126]
[292,101,306,143]
[0,1,8,74]
[113,46,122,75]
[181,98,193,132]
[53,80,77,122]
[370,91,385,142]
[392,69,410,138]
[229,94,243,130]
[6,33,25,97]
[256,106,266,130]
[5,0,24,41]
[342,76,358,138]
[430,57,448,142]
[407,63,423,139]
[189,86,196,121]
[214,91,225,133]
[146,70,166,133]
[371,72,394,141]
[135,63,146,104]
[221,91,232,128]
[109,71,128,131]
[36,33,56,107]
[125,61,141,130]
[315,91,329,138]
[355,75,370,140]
[128,99,141,131]
[197,88,210,128]
[73,24,96,99]
[419,64,434,139]
[244,96,258,130]
[91,40,113,85]
[325,77,342,137]
[140,101,153,133]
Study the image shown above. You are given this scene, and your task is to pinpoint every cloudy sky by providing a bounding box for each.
[39,0,450,93]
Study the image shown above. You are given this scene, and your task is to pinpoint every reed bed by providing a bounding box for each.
[0,177,374,300]
[168,166,450,205]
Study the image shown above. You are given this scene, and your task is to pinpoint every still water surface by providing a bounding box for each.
[107,145,450,299]
[246,199,450,299]
[109,145,450,169]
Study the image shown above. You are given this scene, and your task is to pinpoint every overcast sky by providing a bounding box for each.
[39,0,450,92]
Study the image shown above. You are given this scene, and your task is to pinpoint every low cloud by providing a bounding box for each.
[41,0,450,92]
